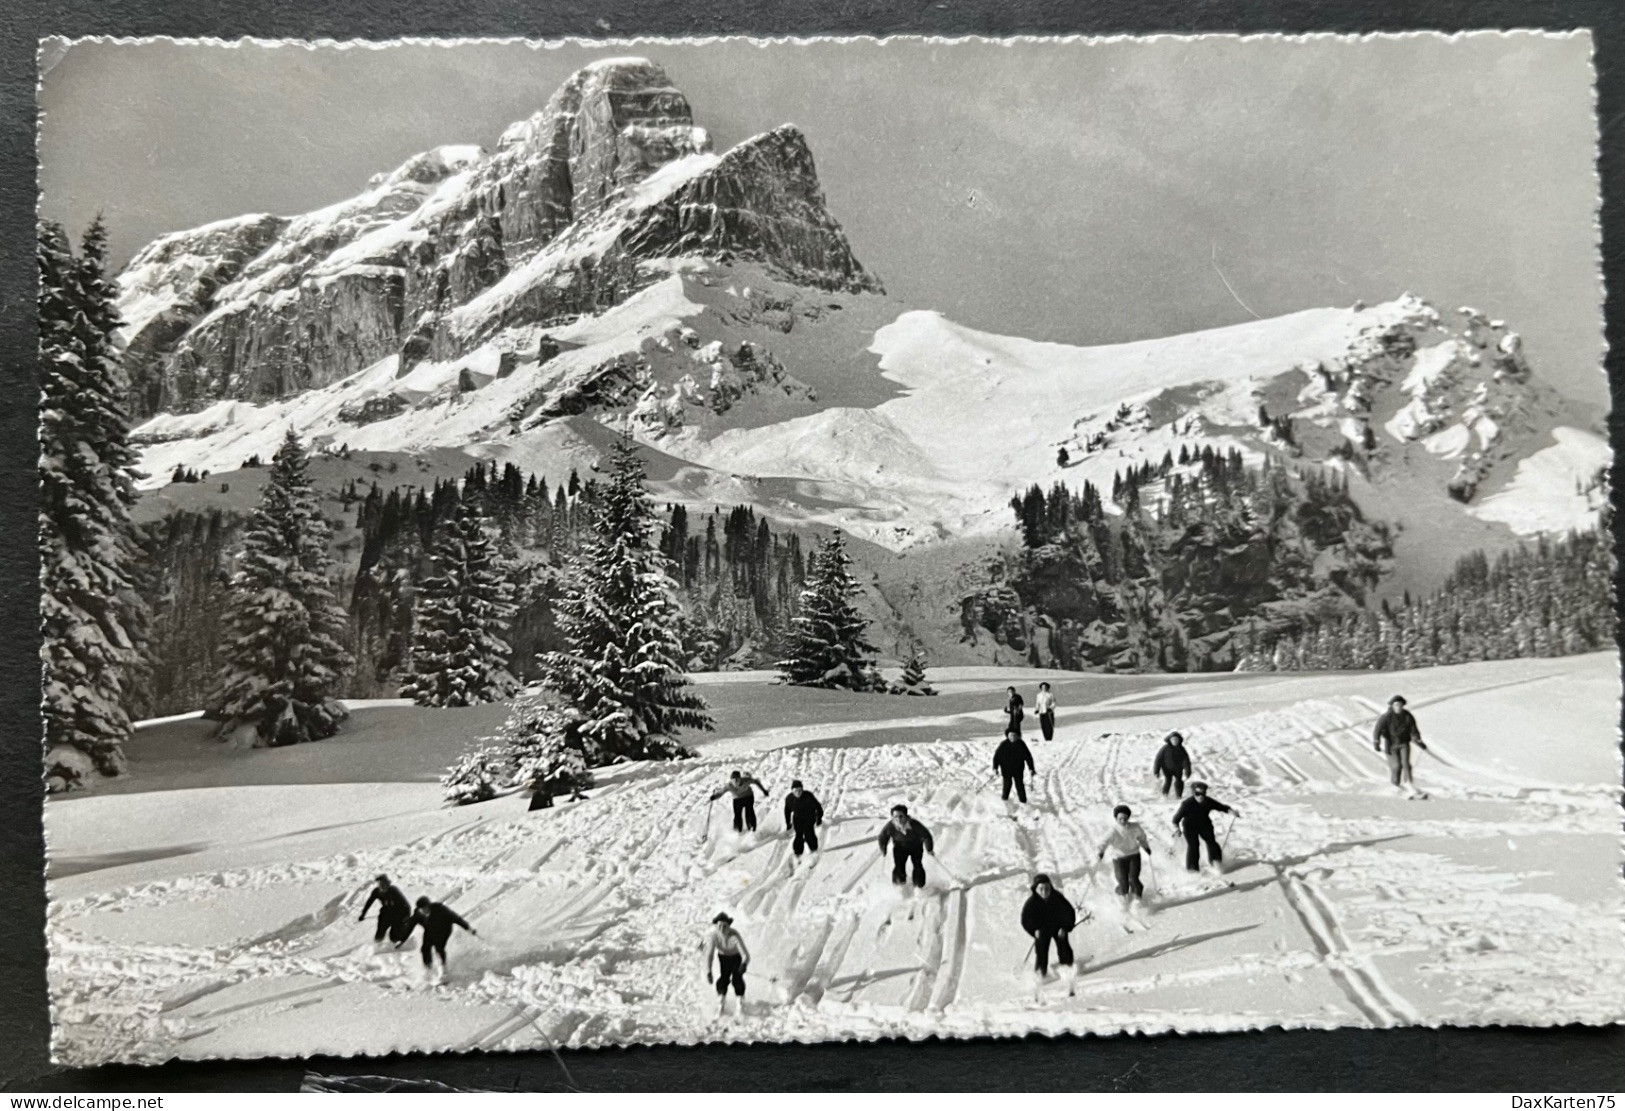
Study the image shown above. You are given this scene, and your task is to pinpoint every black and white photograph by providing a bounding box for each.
[35,33,1621,1066]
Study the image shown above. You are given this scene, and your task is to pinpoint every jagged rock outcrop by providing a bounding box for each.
[116,213,290,417]
[116,58,877,416]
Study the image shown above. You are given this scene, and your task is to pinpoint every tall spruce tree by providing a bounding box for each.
[777,531,879,689]
[39,220,148,788]
[540,438,712,759]
[211,429,353,745]
[400,493,518,707]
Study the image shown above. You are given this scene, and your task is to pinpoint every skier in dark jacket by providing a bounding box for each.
[1171,782,1237,873]
[993,730,1036,803]
[877,804,935,888]
[1003,687,1026,740]
[711,769,771,833]
[397,895,476,980]
[783,780,825,858]
[1153,732,1193,798]
[1372,694,1430,797]
[1019,873,1078,979]
[359,874,413,945]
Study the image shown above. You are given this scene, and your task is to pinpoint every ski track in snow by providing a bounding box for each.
[46,661,1625,1064]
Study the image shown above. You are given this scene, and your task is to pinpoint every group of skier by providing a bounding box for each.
[1002,682,1058,742]
[357,874,477,982]
[356,685,1428,1007]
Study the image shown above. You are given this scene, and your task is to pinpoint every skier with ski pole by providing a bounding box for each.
[993,727,1036,804]
[876,804,935,888]
[396,895,477,984]
[1020,873,1078,993]
[1171,782,1237,876]
[1097,805,1153,918]
[710,769,771,833]
[359,873,413,948]
[703,912,751,1018]
[1372,694,1430,799]
[783,779,825,860]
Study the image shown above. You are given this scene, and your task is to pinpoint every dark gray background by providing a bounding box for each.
[4,0,1623,1093]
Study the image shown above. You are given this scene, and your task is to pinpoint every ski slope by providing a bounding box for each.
[45,653,1623,1065]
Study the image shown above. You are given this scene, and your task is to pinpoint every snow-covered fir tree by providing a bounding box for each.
[210,429,353,746]
[39,219,148,789]
[539,437,712,759]
[898,650,938,696]
[399,492,518,706]
[777,531,881,690]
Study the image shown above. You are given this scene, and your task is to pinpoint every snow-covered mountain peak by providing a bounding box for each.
[115,59,873,422]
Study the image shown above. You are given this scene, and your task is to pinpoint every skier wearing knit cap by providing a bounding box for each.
[783,780,825,858]
[1373,694,1430,798]
[1152,732,1193,798]
[1020,874,1078,986]
[359,874,413,946]
[1171,782,1237,873]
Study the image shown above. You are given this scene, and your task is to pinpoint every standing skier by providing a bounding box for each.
[993,729,1036,803]
[1035,682,1057,741]
[703,912,751,1017]
[1003,686,1026,740]
[397,895,476,982]
[877,804,935,888]
[1020,873,1078,984]
[359,874,413,946]
[1372,694,1430,798]
[1097,805,1153,911]
[1153,731,1193,798]
[783,779,825,858]
[1171,782,1237,874]
[711,769,771,833]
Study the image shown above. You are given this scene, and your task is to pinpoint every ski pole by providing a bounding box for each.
[1013,939,1035,975]
[1219,814,1238,855]
[696,796,717,846]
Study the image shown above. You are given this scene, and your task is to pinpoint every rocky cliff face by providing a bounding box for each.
[116,213,290,416]
[117,58,879,417]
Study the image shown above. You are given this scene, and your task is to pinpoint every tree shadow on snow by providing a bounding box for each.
[1149,875,1276,910]
[826,964,922,1000]
[1084,923,1260,975]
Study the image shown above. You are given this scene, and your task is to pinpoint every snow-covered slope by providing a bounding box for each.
[45,653,1624,1063]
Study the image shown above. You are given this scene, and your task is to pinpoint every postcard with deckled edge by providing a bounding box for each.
[36,33,1620,1065]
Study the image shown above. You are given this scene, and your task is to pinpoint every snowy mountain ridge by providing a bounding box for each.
[119,57,1607,582]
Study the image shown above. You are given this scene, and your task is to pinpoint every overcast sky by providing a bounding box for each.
[37,34,1606,405]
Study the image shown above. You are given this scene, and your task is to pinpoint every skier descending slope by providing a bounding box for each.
[993,729,1036,804]
[1020,874,1078,994]
[1003,686,1026,741]
[1171,782,1237,876]
[1096,806,1153,920]
[397,896,477,984]
[877,804,935,888]
[711,769,771,833]
[1373,694,1431,799]
[1035,682,1057,741]
[1153,731,1193,798]
[782,779,825,860]
[358,874,413,947]
[704,912,751,1018]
